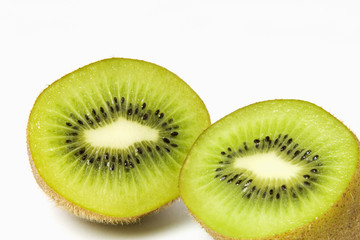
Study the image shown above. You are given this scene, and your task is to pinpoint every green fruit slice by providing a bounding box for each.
[27,58,210,223]
[179,99,359,239]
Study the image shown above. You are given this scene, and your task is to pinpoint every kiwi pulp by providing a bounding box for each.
[179,100,360,239]
[27,58,210,223]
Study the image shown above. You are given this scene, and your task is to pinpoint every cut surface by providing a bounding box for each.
[233,152,302,180]
[179,100,359,239]
[84,118,159,148]
[27,58,210,221]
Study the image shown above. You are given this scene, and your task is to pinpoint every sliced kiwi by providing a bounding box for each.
[27,58,210,223]
[179,100,360,239]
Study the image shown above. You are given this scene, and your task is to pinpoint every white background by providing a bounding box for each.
[1,0,360,239]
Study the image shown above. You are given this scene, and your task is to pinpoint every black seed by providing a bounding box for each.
[159,113,164,118]
[215,168,222,172]
[100,107,105,113]
[142,114,148,120]
[298,186,303,191]
[304,181,311,186]
[72,126,79,130]
[79,148,85,154]
[77,120,84,125]
[276,193,280,199]
[109,106,114,113]
[155,110,160,115]
[287,150,292,155]
[247,194,251,199]
[283,134,288,140]
[252,186,256,192]
[235,180,242,185]
[227,155,232,158]
[281,185,287,191]
[95,115,100,122]
[66,140,72,143]
[136,158,140,164]
[66,122,72,127]
[244,142,248,151]
[221,151,226,155]
[265,136,270,142]
[171,143,178,147]
[280,146,286,151]
[141,103,146,109]
[127,109,133,115]
[173,125,179,129]
[124,160,128,167]
[269,189,274,195]
[287,138,293,144]
[233,174,240,179]
[156,145,161,151]
[311,169,318,173]
[69,132,78,136]
[218,161,223,164]
[244,179,252,187]
[121,97,125,104]
[136,147,143,154]
[92,109,96,115]
[147,146,152,152]
[135,108,139,114]
[171,132,178,136]
[238,149,242,153]
[294,150,301,157]
[303,175,310,179]
[262,192,266,198]
[162,122,167,127]
[165,148,170,152]
[163,138,170,144]
[111,156,116,162]
[313,155,319,160]
[168,118,173,123]
[104,153,109,160]
[114,97,118,103]
[110,164,115,171]
[97,156,101,161]
[116,104,120,111]
[228,147,232,151]
[89,157,94,163]
[254,139,260,144]
[274,134,281,145]
[215,174,221,178]
[220,175,227,181]
[227,179,233,184]
[88,119,93,125]
[82,155,87,160]
[292,193,297,198]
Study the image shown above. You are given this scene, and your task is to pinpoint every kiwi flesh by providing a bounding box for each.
[179,99,360,239]
[27,58,210,223]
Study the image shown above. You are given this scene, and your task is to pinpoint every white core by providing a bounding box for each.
[84,118,159,149]
[233,152,302,180]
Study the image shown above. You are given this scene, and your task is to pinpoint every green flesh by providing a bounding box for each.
[28,58,210,218]
[179,100,358,239]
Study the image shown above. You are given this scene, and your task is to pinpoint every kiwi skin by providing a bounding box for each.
[179,102,360,240]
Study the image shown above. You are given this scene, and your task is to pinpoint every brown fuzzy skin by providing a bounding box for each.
[27,127,177,224]
[191,138,360,240]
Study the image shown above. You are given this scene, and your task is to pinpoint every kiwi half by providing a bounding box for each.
[27,58,210,223]
[179,100,360,239]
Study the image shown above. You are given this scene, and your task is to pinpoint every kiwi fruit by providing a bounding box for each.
[27,58,210,223]
[179,99,360,239]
